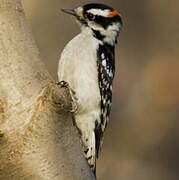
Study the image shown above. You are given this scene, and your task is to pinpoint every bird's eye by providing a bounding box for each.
[86,13,95,21]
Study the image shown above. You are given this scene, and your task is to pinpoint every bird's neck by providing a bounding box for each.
[80,26,117,47]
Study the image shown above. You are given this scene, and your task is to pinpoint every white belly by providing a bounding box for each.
[58,29,101,120]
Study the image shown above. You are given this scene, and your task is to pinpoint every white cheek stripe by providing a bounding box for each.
[87,9,110,17]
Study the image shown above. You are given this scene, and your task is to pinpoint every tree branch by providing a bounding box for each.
[0,0,95,179]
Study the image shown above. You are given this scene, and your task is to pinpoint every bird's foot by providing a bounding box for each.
[56,80,69,88]
[56,81,78,113]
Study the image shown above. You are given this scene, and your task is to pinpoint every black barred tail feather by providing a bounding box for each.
[82,131,96,175]
[85,152,96,176]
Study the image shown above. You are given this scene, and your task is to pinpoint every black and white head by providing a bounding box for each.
[62,3,123,45]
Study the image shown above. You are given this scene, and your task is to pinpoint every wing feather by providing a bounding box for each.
[95,43,115,157]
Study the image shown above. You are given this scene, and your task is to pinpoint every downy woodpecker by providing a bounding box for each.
[58,3,123,174]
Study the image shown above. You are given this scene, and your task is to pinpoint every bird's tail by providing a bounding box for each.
[82,131,96,176]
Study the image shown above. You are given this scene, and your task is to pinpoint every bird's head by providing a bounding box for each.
[62,3,123,45]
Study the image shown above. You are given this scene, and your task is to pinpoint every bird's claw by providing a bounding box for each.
[56,81,78,113]
[56,80,69,88]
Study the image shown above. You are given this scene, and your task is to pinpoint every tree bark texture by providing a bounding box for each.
[0,0,95,179]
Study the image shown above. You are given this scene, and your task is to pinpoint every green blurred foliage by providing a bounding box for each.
[23,1,179,179]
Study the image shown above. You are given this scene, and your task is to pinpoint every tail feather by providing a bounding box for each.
[82,131,96,175]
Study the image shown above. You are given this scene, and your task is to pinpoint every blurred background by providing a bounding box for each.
[23,1,179,179]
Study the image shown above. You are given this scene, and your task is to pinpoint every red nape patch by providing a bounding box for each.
[108,10,121,17]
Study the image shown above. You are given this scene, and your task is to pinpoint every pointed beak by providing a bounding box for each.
[61,7,85,24]
[61,8,76,16]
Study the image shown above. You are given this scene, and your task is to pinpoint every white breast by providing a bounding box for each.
[58,28,101,117]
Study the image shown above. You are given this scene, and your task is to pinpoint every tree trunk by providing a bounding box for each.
[0,0,95,179]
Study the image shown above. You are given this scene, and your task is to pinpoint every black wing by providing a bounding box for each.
[95,43,115,157]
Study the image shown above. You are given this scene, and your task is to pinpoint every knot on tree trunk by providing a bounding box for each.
[36,82,73,114]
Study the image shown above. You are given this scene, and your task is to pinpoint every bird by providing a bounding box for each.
[58,3,123,175]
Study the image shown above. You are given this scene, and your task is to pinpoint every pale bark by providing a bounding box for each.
[0,0,94,179]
